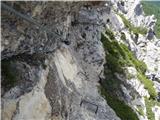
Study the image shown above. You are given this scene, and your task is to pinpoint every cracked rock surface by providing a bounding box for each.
[1,1,120,120]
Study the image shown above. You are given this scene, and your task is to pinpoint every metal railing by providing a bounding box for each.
[1,3,61,38]
[1,2,66,56]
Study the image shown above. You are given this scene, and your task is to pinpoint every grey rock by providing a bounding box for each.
[1,1,120,120]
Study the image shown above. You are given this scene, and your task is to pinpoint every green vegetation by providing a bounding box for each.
[1,53,47,90]
[132,59,147,74]
[105,29,115,40]
[101,30,156,99]
[101,31,131,74]
[119,14,147,35]
[145,98,160,120]
[138,73,157,99]
[101,30,147,75]
[100,86,139,120]
[145,98,155,120]
[100,30,142,120]
[101,30,157,99]
[1,60,17,89]
[141,1,160,38]
[137,106,144,116]
[99,29,158,120]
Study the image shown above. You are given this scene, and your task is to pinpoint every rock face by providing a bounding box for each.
[1,1,160,120]
[1,1,120,120]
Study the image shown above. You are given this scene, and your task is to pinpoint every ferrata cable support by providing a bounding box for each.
[1,3,62,40]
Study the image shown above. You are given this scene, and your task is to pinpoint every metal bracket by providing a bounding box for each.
[80,99,98,114]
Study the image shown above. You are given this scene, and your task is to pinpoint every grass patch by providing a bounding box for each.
[101,32,147,75]
[105,29,115,40]
[120,43,147,74]
[100,31,141,120]
[137,106,144,116]
[138,74,157,99]
[145,98,160,120]
[118,14,147,35]
[101,29,157,98]
[101,32,156,99]
[101,33,131,74]
[100,29,158,120]
[100,86,139,120]
[103,68,122,92]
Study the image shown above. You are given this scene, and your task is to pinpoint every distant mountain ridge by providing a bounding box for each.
[142,0,160,38]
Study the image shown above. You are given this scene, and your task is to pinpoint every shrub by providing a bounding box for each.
[119,44,147,74]
[100,86,139,120]
[100,31,157,120]
[101,33,147,75]
[101,33,130,74]
[100,33,140,120]
[138,74,157,99]
[105,29,115,40]
[137,106,144,116]
[145,98,155,120]
[101,32,157,98]
[145,98,160,120]
[119,14,147,35]
[132,59,147,74]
